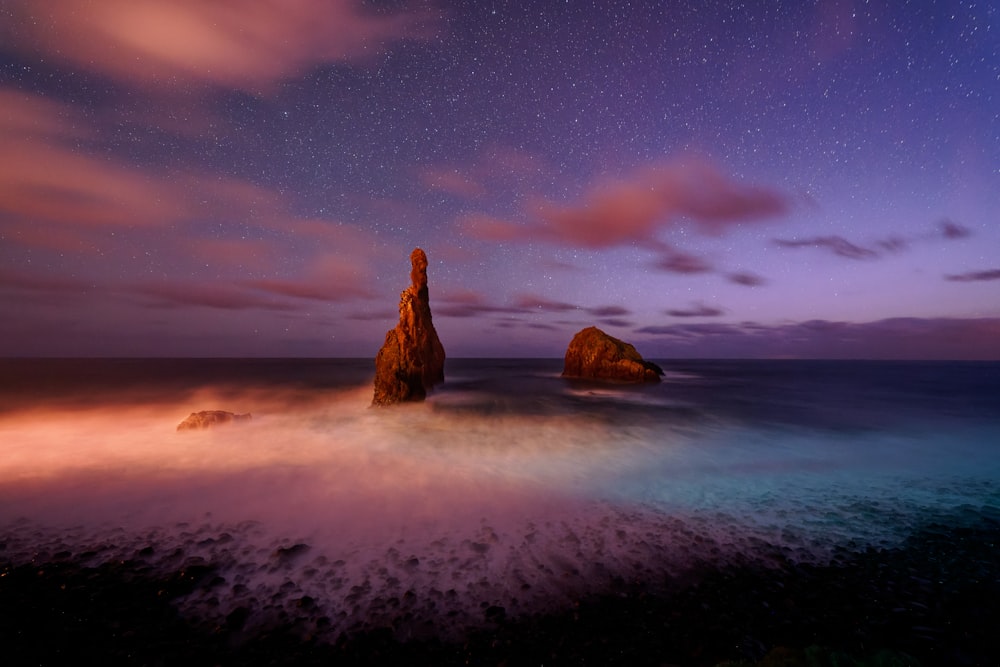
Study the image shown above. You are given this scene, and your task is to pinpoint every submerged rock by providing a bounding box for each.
[372,248,446,406]
[562,326,662,383]
[176,410,251,431]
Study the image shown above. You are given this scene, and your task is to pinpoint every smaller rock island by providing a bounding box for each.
[176,410,251,431]
[372,248,446,406]
[562,326,663,383]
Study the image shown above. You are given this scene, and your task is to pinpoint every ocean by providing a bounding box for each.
[2,358,999,663]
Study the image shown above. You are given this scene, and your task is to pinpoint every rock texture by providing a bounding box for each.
[176,410,251,431]
[372,248,446,406]
[562,326,663,383]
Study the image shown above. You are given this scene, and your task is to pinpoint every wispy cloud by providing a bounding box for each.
[134,282,299,311]
[774,219,972,261]
[655,251,715,274]
[726,271,767,287]
[774,235,880,260]
[512,294,578,313]
[5,0,439,94]
[666,303,725,318]
[462,159,789,249]
[634,318,1000,359]
[945,269,1000,282]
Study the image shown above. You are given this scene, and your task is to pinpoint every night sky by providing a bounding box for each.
[1,0,997,358]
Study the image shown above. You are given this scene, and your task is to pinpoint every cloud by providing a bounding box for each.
[0,268,93,295]
[244,254,373,302]
[435,290,522,318]
[134,282,299,311]
[512,294,579,313]
[945,269,1000,282]
[533,161,789,249]
[0,90,191,234]
[773,235,880,260]
[418,168,488,198]
[436,289,627,323]
[462,159,789,249]
[726,271,767,287]
[939,219,972,240]
[633,318,1000,360]
[418,145,551,201]
[655,251,714,274]
[5,0,439,94]
[588,305,631,317]
[0,89,318,241]
[598,318,633,328]
[666,303,725,318]
[774,219,973,261]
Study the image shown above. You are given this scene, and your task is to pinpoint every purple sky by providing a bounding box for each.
[1,0,998,358]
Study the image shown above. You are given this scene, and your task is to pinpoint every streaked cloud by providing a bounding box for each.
[945,269,1000,283]
[462,159,789,249]
[6,0,439,94]
[635,318,1000,359]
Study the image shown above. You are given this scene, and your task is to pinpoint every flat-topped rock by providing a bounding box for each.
[562,326,662,383]
[176,410,251,431]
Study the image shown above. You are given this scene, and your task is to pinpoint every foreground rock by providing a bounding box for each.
[372,248,446,406]
[176,410,251,431]
[562,326,663,382]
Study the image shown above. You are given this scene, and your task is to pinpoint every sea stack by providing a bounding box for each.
[562,326,663,383]
[372,248,446,406]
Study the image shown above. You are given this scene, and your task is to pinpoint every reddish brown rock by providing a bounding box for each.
[562,326,662,383]
[176,410,251,431]
[372,248,446,406]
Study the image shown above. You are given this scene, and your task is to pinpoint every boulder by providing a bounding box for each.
[562,326,663,383]
[372,248,446,405]
[176,410,251,431]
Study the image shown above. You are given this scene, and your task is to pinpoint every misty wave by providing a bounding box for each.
[2,359,999,641]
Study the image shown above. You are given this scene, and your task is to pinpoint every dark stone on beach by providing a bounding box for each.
[372,248,446,406]
[3,511,999,666]
[176,410,251,431]
[562,326,663,383]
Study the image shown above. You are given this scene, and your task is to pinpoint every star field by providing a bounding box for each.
[0,0,997,357]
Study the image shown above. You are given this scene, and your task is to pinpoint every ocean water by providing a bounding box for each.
[1,358,999,640]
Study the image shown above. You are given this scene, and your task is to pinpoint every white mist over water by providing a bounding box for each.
[2,365,999,639]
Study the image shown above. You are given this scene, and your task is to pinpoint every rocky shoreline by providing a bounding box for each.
[3,509,998,666]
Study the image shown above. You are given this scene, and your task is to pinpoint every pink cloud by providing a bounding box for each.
[134,282,298,311]
[459,214,535,243]
[418,168,488,198]
[461,159,788,249]
[244,254,373,302]
[185,239,281,272]
[7,0,439,93]
[418,145,551,202]
[0,90,302,242]
[0,269,94,301]
[0,91,191,231]
[537,161,788,248]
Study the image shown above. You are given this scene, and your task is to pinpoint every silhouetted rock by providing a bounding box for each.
[372,248,446,406]
[562,326,662,382]
[176,410,251,431]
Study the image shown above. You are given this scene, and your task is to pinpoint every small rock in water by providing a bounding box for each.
[562,326,662,383]
[176,411,251,431]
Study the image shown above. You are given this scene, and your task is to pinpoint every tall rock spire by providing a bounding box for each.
[372,248,446,405]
